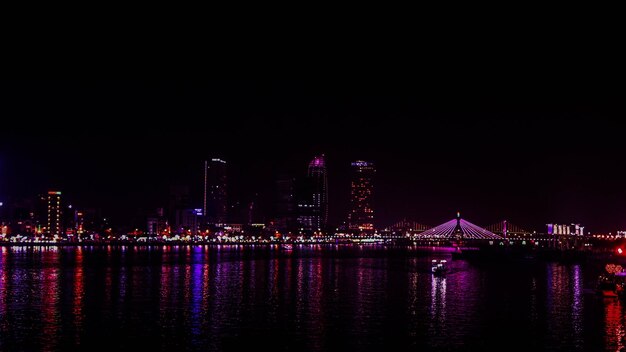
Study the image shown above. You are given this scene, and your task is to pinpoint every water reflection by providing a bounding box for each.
[190,249,204,339]
[0,246,9,350]
[429,275,447,346]
[40,249,60,352]
[72,247,84,344]
[406,263,421,341]
[430,276,447,323]
[545,263,585,350]
[604,299,626,351]
[571,265,583,341]
[0,246,622,351]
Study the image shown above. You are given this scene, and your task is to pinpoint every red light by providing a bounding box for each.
[618,248,623,254]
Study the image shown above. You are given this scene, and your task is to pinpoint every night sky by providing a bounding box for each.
[0,79,623,232]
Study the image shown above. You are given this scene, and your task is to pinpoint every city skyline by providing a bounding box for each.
[0,152,622,237]
[0,80,624,232]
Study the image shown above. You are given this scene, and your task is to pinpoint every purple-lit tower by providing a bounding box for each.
[297,154,328,232]
[348,161,375,233]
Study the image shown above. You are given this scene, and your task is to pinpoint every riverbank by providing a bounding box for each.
[1,241,618,263]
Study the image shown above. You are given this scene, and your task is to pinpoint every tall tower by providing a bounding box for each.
[274,175,296,232]
[348,161,375,232]
[308,154,328,230]
[203,159,227,225]
[47,191,62,238]
[453,211,463,240]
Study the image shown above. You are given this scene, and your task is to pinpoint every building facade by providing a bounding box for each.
[547,223,585,236]
[274,175,296,232]
[204,159,227,225]
[47,191,62,238]
[348,161,375,232]
[297,154,328,232]
[175,208,201,235]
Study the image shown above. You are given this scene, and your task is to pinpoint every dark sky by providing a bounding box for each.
[0,79,623,232]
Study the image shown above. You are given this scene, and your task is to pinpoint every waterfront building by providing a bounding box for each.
[348,161,375,232]
[47,191,62,238]
[204,159,227,225]
[296,154,328,232]
[547,223,585,236]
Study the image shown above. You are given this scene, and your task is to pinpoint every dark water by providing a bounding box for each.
[0,245,622,351]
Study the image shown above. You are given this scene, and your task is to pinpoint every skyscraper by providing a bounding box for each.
[47,191,62,238]
[297,154,328,232]
[274,175,296,232]
[169,185,190,232]
[203,159,227,225]
[348,161,375,232]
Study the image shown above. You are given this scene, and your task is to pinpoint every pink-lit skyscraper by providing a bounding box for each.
[348,161,375,232]
[297,154,328,232]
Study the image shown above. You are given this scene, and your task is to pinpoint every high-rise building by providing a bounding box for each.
[169,185,190,231]
[203,159,227,225]
[147,207,168,236]
[175,209,202,235]
[75,210,85,237]
[348,161,375,232]
[297,154,328,232]
[274,175,296,232]
[47,191,62,238]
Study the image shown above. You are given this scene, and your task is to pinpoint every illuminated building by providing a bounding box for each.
[75,211,85,236]
[147,208,169,236]
[203,159,227,225]
[297,154,328,232]
[146,217,159,235]
[175,209,201,235]
[547,223,585,236]
[0,198,37,235]
[348,161,375,232]
[47,191,62,238]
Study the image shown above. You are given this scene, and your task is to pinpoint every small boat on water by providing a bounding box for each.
[281,243,293,251]
[431,259,448,276]
[597,275,621,298]
[597,264,626,298]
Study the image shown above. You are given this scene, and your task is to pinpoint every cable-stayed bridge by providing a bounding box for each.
[485,220,532,237]
[417,213,502,240]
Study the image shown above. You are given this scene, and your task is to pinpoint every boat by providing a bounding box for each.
[431,259,448,276]
[281,243,293,251]
[597,274,620,298]
[596,264,626,298]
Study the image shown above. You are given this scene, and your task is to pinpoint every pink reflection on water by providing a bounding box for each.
[73,247,85,343]
[430,275,447,326]
[604,298,626,351]
[0,247,7,323]
[40,249,60,352]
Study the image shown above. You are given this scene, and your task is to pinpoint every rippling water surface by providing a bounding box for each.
[0,245,621,351]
